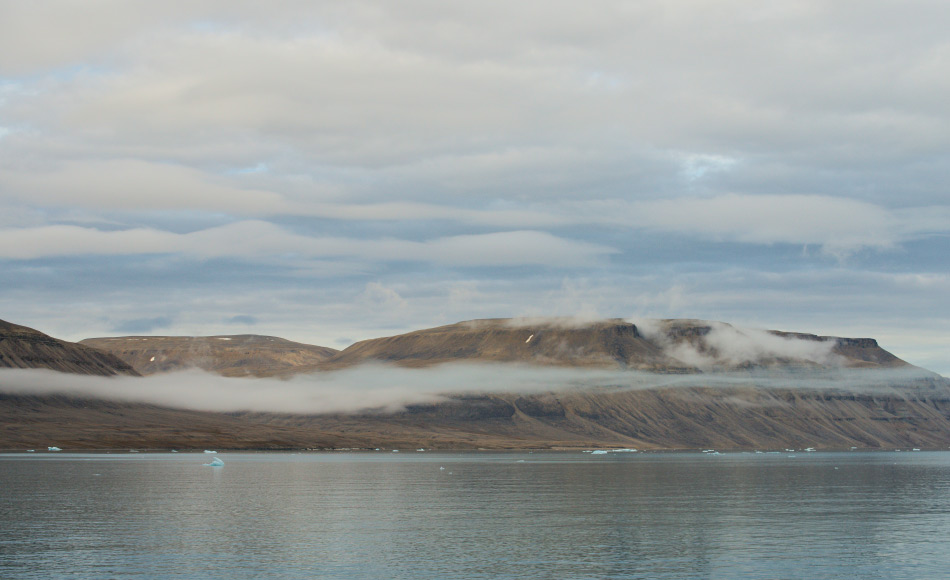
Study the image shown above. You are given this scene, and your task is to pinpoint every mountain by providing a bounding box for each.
[79,335,338,377]
[319,318,910,371]
[2,316,949,451]
[0,319,139,376]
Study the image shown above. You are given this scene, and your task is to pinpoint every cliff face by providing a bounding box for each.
[80,335,338,377]
[0,319,139,376]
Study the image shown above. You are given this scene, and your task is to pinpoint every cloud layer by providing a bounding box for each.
[1,1,948,374]
[0,364,938,416]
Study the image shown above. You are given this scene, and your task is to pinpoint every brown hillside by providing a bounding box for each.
[0,319,139,376]
[80,335,338,377]
[320,318,911,371]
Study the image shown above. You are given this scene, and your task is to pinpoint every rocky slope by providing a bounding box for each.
[80,335,338,377]
[0,319,139,376]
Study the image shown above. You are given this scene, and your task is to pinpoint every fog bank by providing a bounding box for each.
[1,363,944,415]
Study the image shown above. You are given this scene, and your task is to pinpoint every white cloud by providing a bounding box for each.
[0,364,939,416]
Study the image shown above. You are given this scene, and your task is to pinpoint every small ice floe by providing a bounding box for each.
[702,449,716,453]
[392,449,399,453]
[612,448,638,453]
[913,448,921,452]
[170,450,178,453]
[591,450,609,455]
[416,448,425,452]
[48,446,62,452]
[525,334,534,344]
[203,450,217,454]
[804,447,816,452]
[204,457,224,467]
[784,449,795,452]
[26,449,35,453]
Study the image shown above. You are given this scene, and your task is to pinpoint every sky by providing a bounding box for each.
[1,1,948,375]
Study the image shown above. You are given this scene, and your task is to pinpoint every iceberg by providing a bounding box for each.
[48,446,62,452]
[204,457,224,467]
[203,449,217,454]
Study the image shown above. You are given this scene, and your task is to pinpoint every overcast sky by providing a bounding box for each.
[1,1,948,374]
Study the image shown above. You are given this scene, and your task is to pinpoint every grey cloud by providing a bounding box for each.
[113,315,174,334]
[0,222,616,267]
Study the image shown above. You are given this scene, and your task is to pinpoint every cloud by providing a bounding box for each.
[631,319,843,370]
[1,1,950,377]
[0,222,615,267]
[0,364,941,416]
[0,159,285,213]
[226,315,257,325]
[112,315,174,334]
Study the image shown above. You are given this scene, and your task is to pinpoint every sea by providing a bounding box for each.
[2,450,949,580]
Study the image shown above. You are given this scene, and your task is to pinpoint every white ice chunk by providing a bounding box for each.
[203,449,217,453]
[48,446,62,451]
[591,450,608,455]
[204,457,224,467]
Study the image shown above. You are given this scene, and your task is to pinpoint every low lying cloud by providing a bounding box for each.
[0,364,942,416]
[631,318,843,369]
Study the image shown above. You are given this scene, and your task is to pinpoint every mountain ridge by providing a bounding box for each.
[0,319,139,376]
[79,334,338,377]
[3,316,949,451]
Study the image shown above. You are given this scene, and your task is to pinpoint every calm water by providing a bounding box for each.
[2,451,950,579]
